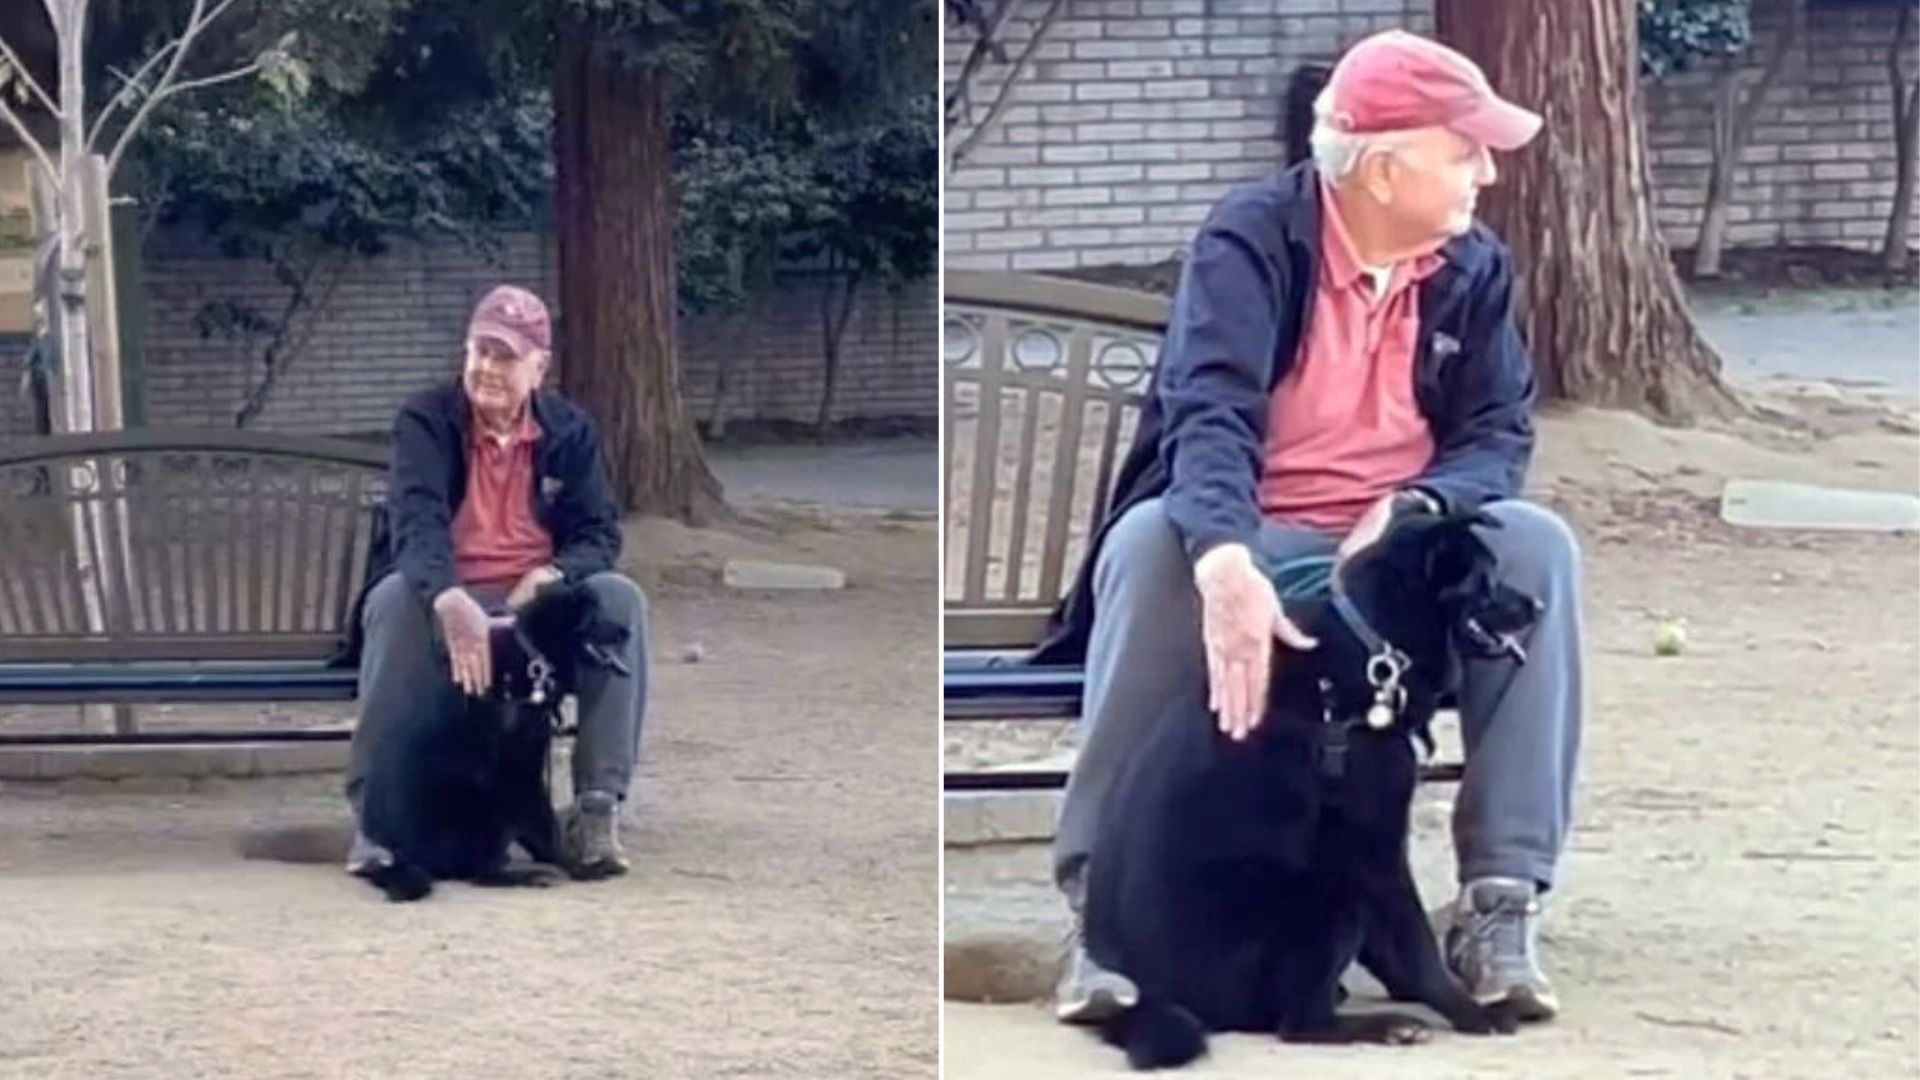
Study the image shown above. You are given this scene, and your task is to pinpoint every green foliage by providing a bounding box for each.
[797,101,939,283]
[675,95,937,315]
[135,88,553,260]
[1639,0,1753,77]
[674,123,824,313]
[120,0,935,315]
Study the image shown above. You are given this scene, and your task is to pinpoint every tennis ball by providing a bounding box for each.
[1652,620,1688,657]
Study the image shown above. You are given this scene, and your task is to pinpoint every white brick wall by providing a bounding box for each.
[0,231,937,439]
[946,0,1919,270]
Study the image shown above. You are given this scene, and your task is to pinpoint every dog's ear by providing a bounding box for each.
[1422,517,1498,597]
[1455,581,1542,663]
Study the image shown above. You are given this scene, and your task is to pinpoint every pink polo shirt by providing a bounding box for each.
[451,407,554,589]
[1256,184,1443,533]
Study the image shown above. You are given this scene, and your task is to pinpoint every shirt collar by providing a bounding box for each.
[469,400,541,449]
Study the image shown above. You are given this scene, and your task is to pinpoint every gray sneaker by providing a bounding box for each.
[1443,877,1560,1021]
[563,791,630,880]
[1054,920,1139,1023]
[344,828,393,876]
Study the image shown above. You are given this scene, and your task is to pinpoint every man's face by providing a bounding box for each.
[1363,126,1497,241]
[463,335,547,419]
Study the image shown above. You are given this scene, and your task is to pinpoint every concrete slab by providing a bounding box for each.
[1721,479,1920,531]
[722,558,849,590]
[945,790,1062,846]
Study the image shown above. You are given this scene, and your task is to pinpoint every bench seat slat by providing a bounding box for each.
[0,662,358,704]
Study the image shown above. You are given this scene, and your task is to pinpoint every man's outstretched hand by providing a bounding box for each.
[1193,542,1318,742]
[433,586,493,696]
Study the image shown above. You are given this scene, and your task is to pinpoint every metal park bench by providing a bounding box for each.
[941,271,1465,792]
[0,429,388,743]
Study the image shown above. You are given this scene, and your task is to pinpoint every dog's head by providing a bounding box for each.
[490,580,632,702]
[1340,507,1542,671]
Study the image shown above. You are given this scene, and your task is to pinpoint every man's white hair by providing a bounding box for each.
[1308,84,1420,180]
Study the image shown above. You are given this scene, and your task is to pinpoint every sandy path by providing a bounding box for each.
[0,511,940,1080]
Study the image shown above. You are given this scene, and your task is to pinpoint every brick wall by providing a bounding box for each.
[0,334,31,437]
[945,0,1920,271]
[56,230,939,441]
[1648,0,1919,250]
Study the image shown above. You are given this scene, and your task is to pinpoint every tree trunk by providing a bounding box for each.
[1694,1,1800,279]
[1434,1,1738,423]
[815,268,860,435]
[51,0,94,434]
[553,13,725,523]
[1692,69,1740,278]
[1882,4,1917,272]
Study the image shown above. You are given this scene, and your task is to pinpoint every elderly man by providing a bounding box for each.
[343,284,649,881]
[1044,31,1584,1024]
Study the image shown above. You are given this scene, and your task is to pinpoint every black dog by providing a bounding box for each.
[1088,508,1542,1068]
[357,579,631,903]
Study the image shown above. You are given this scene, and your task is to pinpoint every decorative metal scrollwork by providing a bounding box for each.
[1010,326,1066,372]
[1093,336,1154,391]
[944,313,982,368]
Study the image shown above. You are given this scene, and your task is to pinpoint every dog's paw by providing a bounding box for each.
[472,866,563,889]
[363,863,433,903]
[1451,1001,1520,1036]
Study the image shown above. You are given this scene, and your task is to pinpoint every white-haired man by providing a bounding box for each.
[1039,30,1585,1024]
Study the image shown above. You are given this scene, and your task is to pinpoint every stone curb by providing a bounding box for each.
[945,790,1062,846]
[0,741,349,781]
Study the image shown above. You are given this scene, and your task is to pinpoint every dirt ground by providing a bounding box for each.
[0,506,940,1079]
[945,381,1920,1078]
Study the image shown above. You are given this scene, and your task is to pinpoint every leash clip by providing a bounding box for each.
[1364,649,1409,730]
[527,655,553,706]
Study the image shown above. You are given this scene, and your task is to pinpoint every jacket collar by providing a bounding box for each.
[447,380,556,452]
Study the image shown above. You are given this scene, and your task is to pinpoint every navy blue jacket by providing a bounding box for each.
[1032,162,1537,664]
[336,380,622,666]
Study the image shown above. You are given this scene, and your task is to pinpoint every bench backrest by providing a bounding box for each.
[943,271,1168,649]
[0,429,389,663]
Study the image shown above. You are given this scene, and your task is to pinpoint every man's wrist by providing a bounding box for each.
[1193,541,1255,588]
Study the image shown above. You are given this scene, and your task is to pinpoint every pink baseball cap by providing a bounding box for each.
[467,284,552,360]
[1323,30,1542,151]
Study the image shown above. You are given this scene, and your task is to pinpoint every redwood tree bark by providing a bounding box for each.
[1434,1,1739,422]
[553,13,726,522]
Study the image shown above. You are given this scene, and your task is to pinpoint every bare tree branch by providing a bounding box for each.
[107,59,262,177]
[87,40,183,151]
[948,0,1069,175]
[0,93,57,180]
[102,0,255,180]
[944,0,1020,136]
[0,30,59,116]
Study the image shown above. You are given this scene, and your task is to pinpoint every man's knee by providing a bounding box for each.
[1094,498,1189,603]
[1479,501,1581,591]
[362,572,428,637]
[583,571,648,634]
